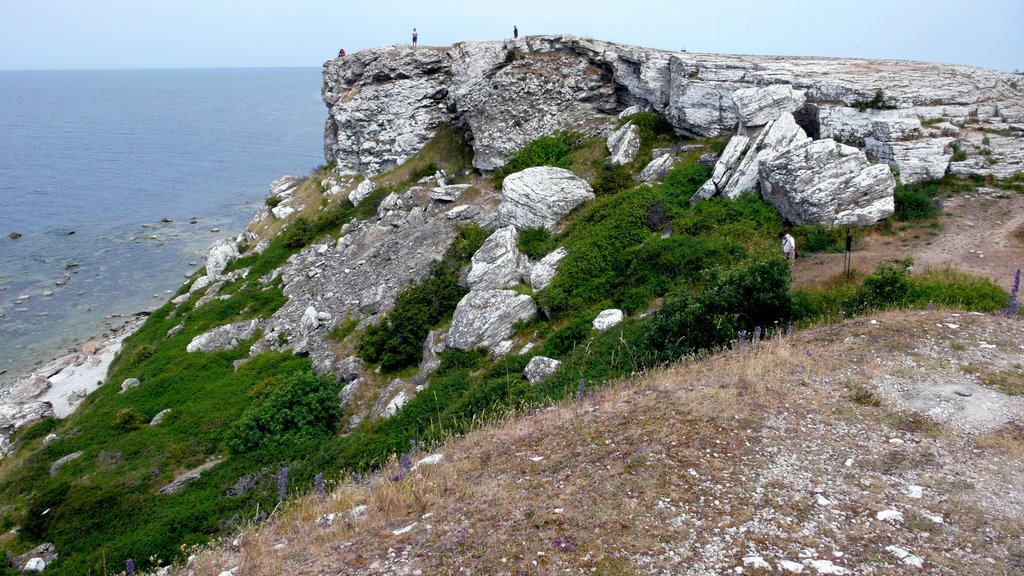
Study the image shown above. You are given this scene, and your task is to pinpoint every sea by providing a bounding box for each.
[0,67,327,387]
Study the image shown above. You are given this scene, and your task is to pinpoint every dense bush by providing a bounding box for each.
[793,224,853,254]
[518,226,557,260]
[894,186,939,220]
[623,111,675,145]
[858,260,913,309]
[225,371,340,453]
[591,163,636,196]
[493,131,583,186]
[643,256,793,363]
[660,163,712,204]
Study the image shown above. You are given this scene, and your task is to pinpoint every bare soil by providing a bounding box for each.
[793,188,1024,292]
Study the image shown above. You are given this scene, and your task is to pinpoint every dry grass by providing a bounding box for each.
[169,312,1024,575]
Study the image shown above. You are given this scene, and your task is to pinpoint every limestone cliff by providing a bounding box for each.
[322,35,1024,180]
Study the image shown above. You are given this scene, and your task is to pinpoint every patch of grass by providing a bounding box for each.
[493,131,584,187]
[909,268,1008,311]
[885,410,942,436]
[847,382,882,406]
[518,226,558,260]
[894,185,940,221]
[980,369,1024,396]
[852,89,897,111]
[327,317,360,342]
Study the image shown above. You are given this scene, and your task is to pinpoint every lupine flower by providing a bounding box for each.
[126,559,135,576]
[753,326,762,341]
[926,301,934,311]
[786,323,793,336]
[400,452,413,471]
[314,472,325,500]
[576,378,586,400]
[391,471,405,482]
[276,467,288,502]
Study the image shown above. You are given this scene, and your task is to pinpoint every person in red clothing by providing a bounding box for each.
[338,49,346,57]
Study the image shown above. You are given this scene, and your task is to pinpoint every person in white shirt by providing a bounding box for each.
[779,231,796,262]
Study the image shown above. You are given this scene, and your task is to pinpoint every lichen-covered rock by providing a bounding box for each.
[607,121,641,166]
[528,247,568,291]
[120,378,141,393]
[371,378,414,419]
[759,139,895,226]
[732,84,806,130]
[429,184,472,202]
[691,134,751,203]
[186,319,259,354]
[499,167,595,230]
[524,356,562,384]
[269,175,304,197]
[593,309,624,331]
[149,409,171,426]
[349,179,377,206]
[865,136,954,184]
[336,356,365,383]
[446,290,537,352]
[0,401,54,457]
[466,226,529,290]
[205,238,240,281]
[338,378,362,409]
[718,113,811,200]
[637,153,680,183]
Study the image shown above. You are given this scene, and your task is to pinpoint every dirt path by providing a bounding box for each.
[793,187,1024,292]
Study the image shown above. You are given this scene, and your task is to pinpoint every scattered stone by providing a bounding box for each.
[524,356,562,384]
[886,545,924,568]
[592,309,624,331]
[186,319,259,354]
[808,560,849,575]
[779,560,804,573]
[876,509,904,523]
[49,451,83,477]
[349,179,377,206]
[528,247,568,291]
[466,225,529,290]
[429,184,472,202]
[446,290,537,352]
[413,453,444,469]
[149,409,172,426]
[120,378,141,393]
[392,522,417,536]
[158,459,223,494]
[742,556,771,570]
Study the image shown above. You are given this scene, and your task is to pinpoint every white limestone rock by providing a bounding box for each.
[349,179,377,206]
[205,238,240,282]
[149,408,171,426]
[49,451,83,477]
[271,205,296,220]
[607,121,641,166]
[269,175,304,198]
[338,378,363,408]
[466,226,529,290]
[759,138,895,227]
[120,378,141,393]
[23,558,46,573]
[592,309,624,331]
[524,356,562,384]
[371,378,414,419]
[528,247,568,291]
[732,84,806,129]
[446,290,537,352]
[637,153,679,183]
[429,184,472,202]
[499,167,595,230]
[865,136,954,184]
[720,113,811,200]
[186,319,259,354]
[691,134,750,203]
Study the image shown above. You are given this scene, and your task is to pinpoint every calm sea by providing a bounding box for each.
[0,68,326,385]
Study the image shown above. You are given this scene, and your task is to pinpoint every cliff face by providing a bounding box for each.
[323,35,1024,178]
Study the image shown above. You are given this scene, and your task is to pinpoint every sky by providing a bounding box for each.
[1,0,1021,72]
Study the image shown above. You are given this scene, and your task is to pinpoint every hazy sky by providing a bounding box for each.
[2,0,1021,72]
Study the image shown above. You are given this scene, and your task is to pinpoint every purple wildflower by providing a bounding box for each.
[391,471,405,483]
[400,452,413,471]
[805,348,813,357]
[126,559,135,576]
[786,323,793,336]
[276,467,288,502]
[927,301,934,311]
[576,378,586,400]
[552,534,577,552]
[314,472,325,500]
[753,326,762,342]
[1006,268,1020,317]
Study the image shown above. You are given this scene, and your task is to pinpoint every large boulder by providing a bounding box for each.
[466,226,530,290]
[759,139,896,227]
[499,167,595,230]
[732,85,807,130]
[446,290,537,352]
[268,175,304,197]
[205,238,240,282]
[866,136,954,184]
[691,134,750,203]
[607,121,641,166]
[349,179,377,206]
[637,153,680,183]
[592,309,624,331]
[719,113,811,200]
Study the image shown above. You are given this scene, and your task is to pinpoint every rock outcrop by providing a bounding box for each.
[607,121,641,166]
[466,226,530,290]
[498,167,595,230]
[524,356,562,384]
[760,139,896,226]
[446,290,537,352]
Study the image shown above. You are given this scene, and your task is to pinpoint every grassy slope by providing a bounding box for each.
[0,119,1018,574]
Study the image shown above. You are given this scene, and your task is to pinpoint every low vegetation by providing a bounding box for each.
[1,116,1018,575]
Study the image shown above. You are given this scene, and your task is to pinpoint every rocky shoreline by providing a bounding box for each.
[0,313,145,458]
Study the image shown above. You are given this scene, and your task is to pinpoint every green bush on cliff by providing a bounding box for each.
[225,372,340,453]
[493,131,583,187]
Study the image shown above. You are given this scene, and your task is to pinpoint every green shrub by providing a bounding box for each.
[445,223,490,265]
[623,111,675,145]
[327,317,359,342]
[10,416,57,445]
[493,131,583,186]
[894,187,939,220]
[858,260,913,309]
[591,163,636,196]
[673,193,781,241]
[642,256,793,363]
[265,195,282,208]
[408,162,438,183]
[281,216,317,249]
[113,408,147,432]
[950,141,968,162]
[518,226,557,260]
[793,224,851,254]
[225,371,340,453]
[852,89,897,111]
[660,163,712,204]
[909,269,1008,311]
[537,316,594,358]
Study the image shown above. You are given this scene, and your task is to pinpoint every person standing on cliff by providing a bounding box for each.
[779,231,796,262]
[412,28,418,47]
[514,25,518,39]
